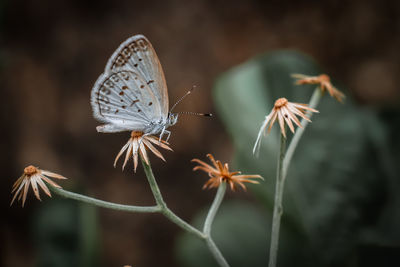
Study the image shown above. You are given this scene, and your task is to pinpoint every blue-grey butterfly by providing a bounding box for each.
[90,34,178,141]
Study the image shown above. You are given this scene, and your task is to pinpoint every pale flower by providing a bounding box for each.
[11,165,67,207]
[114,131,172,172]
[253,98,318,154]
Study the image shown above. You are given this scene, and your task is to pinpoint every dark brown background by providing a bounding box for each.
[2,0,400,266]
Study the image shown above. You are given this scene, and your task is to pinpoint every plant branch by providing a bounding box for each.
[50,186,161,213]
[282,88,321,178]
[268,132,287,267]
[141,159,205,239]
[205,237,230,267]
[51,157,230,267]
[268,88,322,267]
[203,182,226,235]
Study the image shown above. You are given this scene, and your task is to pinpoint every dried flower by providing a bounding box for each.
[192,154,262,191]
[11,165,67,207]
[253,98,318,154]
[292,73,345,103]
[114,131,173,172]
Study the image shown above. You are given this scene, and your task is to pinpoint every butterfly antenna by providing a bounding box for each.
[178,111,212,117]
[170,85,197,113]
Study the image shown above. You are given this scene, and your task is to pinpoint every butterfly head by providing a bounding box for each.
[167,113,179,127]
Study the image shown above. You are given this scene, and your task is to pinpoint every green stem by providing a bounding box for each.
[50,186,161,213]
[268,132,287,267]
[141,159,230,266]
[203,182,226,235]
[51,156,230,267]
[282,88,321,178]
[202,183,229,267]
[268,88,322,267]
[141,159,167,207]
[141,159,205,239]
[205,237,230,267]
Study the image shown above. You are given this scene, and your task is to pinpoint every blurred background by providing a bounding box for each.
[1,0,400,266]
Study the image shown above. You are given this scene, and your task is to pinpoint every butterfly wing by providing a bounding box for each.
[104,35,169,117]
[91,70,162,133]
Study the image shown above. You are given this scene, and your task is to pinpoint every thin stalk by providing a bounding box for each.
[268,132,287,267]
[205,237,230,267]
[202,183,229,267]
[268,88,322,267]
[141,159,230,266]
[51,156,230,267]
[50,186,161,213]
[282,88,321,178]
[141,159,205,239]
[162,207,206,239]
[203,182,226,235]
[141,159,167,207]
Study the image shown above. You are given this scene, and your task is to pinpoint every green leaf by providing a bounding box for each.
[178,50,397,267]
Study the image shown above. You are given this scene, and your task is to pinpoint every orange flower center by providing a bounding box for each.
[274,98,288,108]
[221,174,231,181]
[131,131,144,138]
[24,165,38,176]
[319,74,330,82]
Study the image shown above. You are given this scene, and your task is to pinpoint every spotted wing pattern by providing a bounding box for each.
[91,70,162,132]
[104,35,169,116]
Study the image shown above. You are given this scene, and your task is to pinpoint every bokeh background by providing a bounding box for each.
[2,0,400,266]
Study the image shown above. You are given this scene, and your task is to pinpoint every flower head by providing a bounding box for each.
[11,165,67,207]
[292,73,345,103]
[114,131,173,172]
[192,154,262,191]
[253,98,318,154]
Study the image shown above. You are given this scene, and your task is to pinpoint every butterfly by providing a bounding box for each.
[90,34,178,141]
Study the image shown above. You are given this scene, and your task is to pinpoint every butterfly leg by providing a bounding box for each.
[165,130,171,142]
[158,128,171,143]
[159,127,165,142]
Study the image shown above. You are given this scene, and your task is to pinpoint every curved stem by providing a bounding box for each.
[141,159,166,207]
[203,182,226,235]
[205,237,230,267]
[268,88,322,267]
[268,132,287,267]
[141,159,205,239]
[282,88,321,178]
[202,183,229,266]
[50,186,161,213]
[141,159,229,266]
[162,207,206,239]
[51,157,230,267]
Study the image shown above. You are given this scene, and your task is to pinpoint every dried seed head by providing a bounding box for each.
[319,74,330,82]
[131,131,143,138]
[11,166,66,207]
[292,73,345,103]
[274,98,288,108]
[24,165,38,176]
